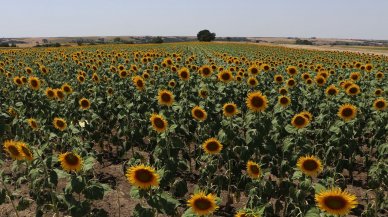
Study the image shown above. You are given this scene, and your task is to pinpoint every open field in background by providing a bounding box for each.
[0,42,387,217]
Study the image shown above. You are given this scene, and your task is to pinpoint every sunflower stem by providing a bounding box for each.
[0,177,20,217]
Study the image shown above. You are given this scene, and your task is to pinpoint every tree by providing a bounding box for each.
[197,30,216,42]
[42,39,48,44]
[151,36,164,44]
[113,37,121,43]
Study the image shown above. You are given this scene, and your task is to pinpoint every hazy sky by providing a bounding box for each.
[1,0,387,39]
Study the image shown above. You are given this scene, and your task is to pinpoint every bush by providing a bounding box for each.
[197,30,216,42]
[296,39,313,45]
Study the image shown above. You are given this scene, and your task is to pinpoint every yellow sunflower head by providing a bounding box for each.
[79,98,91,110]
[300,111,313,121]
[350,72,361,81]
[274,74,283,84]
[45,87,56,99]
[223,102,238,117]
[373,98,387,111]
[13,76,23,86]
[375,71,384,80]
[291,113,310,129]
[3,140,24,160]
[278,95,291,108]
[132,76,146,91]
[150,113,168,133]
[157,89,174,106]
[54,89,66,101]
[246,160,261,179]
[297,155,323,177]
[178,67,190,81]
[218,70,233,83]
[374,88,383,96]
[315,188,358,216]
[126,165,159,189]
[28,76,41,90]
[346,84,361,96]
[27,118,39,130]
[248,65,260,75]
[168,79,176,88]
[77,75,85,83]
[59,152,83,172]
[246,91,268,112]
[187,191,218,216]
[325,85,339,96]
[199,89,208,99]
[279,87,288,95]
[338,104,357,122]
[200,65,213,78]
[202,138,223,154]
[62,83,73,94]
[18,142,34,161]
[192,106,208,121]
[53,117,67,131]
[286,66,298,76]
[314,76,326,86]
[286,78,297,88]
[247,77,258,87]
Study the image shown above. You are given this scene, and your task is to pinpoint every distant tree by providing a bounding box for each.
[113,37,121,43]
[98,38,105,43]
[0,42,10,47]
[42,39,49,44]
[151,36,164,44]
[296,39,313,45]
[226,37,231,42]
[197,30,216,42]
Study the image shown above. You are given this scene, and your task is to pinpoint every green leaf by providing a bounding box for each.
[0,189,6,205]
[17,197,30,211]
[84,185,105,200]
[130,187,140,199]
[305,207,320,217]
[172,179,188,197]
[49,170,58,186]
[313,183,326,193]
[71,175,85,193]
[147,193,179,215]
[53,168,70,179]
[133,204,155,217]
[291,170,303,180]
[83,156,95,171]
[181,208,197,217]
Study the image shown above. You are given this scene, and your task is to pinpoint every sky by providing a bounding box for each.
[1,0,387,40]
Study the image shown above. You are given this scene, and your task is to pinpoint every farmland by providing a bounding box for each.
[0,43,387,217]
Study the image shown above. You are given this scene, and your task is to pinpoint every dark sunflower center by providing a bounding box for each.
[56,120,65,128]
[341,108,353,117]
[328,89,337,95]
[264,65,269,70]
[251,68,258,74]
[317,78,324,84]
[47,91,54,97]
[250,165,260,175]
[194,198,212,210]
[221,73,231,80]
[302,159,319,171]
[202,68,210,75]
[57,92,64,98]
[154,118,165,128]
[64,86,70,92]
[323,196,347,210]
[16,79,22,84]
[251,96,264,108]
[303,75,309,79]
[136,80,144,87]
[64,153,79,166]
[349,87,357,93]
[294,116,306,126]
[21,146,32,157]
[135,169,153,183]
[81,100,89,108]
[249,79,256,85]
[225,105,235,113]
[280,89,287,95]
[181,72,188,78]
[289,68,296,74]
[31,80,38,87]
[206,142,220,151]
[376,101,385,108]
[31,121,37,128]
[8,145,20,156]
[194,109,204,119]
[276,76,282,82]
[288,80,295,86]
[280,97,289,104]
[375,90,381,95]
[161,93,171,102]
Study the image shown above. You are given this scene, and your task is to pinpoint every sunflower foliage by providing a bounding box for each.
[0,43,387,216]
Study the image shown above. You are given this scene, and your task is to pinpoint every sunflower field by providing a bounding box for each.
[0,43,387,217]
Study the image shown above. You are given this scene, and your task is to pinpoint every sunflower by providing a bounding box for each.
[45,88,55,99]
[338,104,357,122]
[178,67,190,81]
[168,79,176,88]
[13,76,23,86]
[246,160,261,179]
[325,85,339,96]
[199,89,208,98]
[77,75,85,83]
[21,76,28,84]
[126,165,159,189]
[62,83,73,94]
[346,84,361,96]
[53,117,67,131]
[79,98,91,110]
[374,88,383,96]
[297,155,323,177]
[247,77,258,87]
[28,76,41,90]
[350,72,361,81]
[279,87,288,95]
[291,113,309,129]
[192,106,207,121]
[246,91,268,112]
[157,89,174,106]
[365,63,373,72]
[202,138,223,154]
[27,118,39,130]
[187,192,218,216]
[248,65,260,75]
[286,66,298,76]
[300,111,313,121]
[18,142,33,161]
[305,78,313,85]
[58,152,83,172]
[3,140,24,160]
[218,70,233,83]
[150,113,168,133]
[301,72,311,80]
[286,78,296,88]
[314,76,326,86]
[200,65,213,77]
[132,76,145,91]
[274,74,283,84]
[278,95,291,107]
[375,71,384,80]
[235,209,259,217]
[373,98,387,111]
[54,89,65,101]
[315,188,358,216]
[223,102,238,117]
